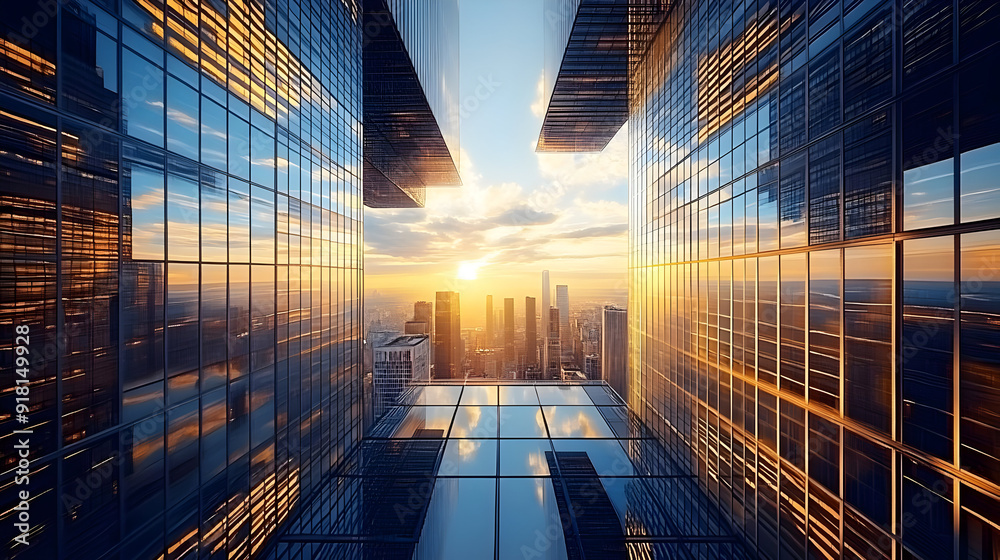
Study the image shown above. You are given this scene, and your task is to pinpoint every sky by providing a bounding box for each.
[364,0,629,327]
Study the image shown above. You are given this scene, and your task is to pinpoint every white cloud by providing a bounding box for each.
[534,123,629,191]
[530,73,547,118]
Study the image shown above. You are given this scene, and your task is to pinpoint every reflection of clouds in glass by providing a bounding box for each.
[527,450,547,476]
[458,439,481,459]
[535,408,546,433]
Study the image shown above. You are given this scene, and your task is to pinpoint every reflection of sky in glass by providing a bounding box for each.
[542,406,616,438]
[418,478,495,559]
[536,385,591,405]
[499,406,548,437]
[499,439,552,476]
[393,406,454,437]
[499,478,568,560]
[500,385,539,405]
[904,159,954,230]
[460,385,499,405]
[408,385,462,405]
[551,439,635,476]
[450,406,498,438]
[440,439,497,476]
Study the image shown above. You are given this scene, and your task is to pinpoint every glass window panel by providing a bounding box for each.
[843,7,892,120]
[228,264,250,379]
[960,143,1000,223]
[845,244,893,434]
[844,430,891,527]
[459,385,498,406]
[536,385,591,405]
[199,169,227,262]
[229,178,251,263]
[166,77,199,160]
[124,147,165,260]
[498,406,548,438]
[439,439,497,476]
[902,236,955,461]
[451,406,498,438]
[808,414,840,494]
[122,414,164,533]
[417,478,495,559]
[62,10,118,126]
[499,439,553,476]
[809,249,841,409]
[500,385,539,405]
[902,0,953,85]
[960,230,1000,485]
[121,48,164,146]
[229,113,250,179]
[249,367,275,448]
[166,263,199,400]
[167,401,199,505]
[551,439,636,477]
[402,385,462,406]
[227,377,249,463]
[199,386,225,482]
[901,458,954,559]
[844,110,893,239]
[543,406,616,438]
[809,135,841,244]
[780,254,807,396]
[393,406,455,438]
[200,264,227,390]
[250,265,275,370]
[758,166,779,251]
[250,186,275,264]
[498,478,568,560]
[780,153,807,248]
[250,125,275,188]
[200,97,227,170]
[122,262,164,390]
[808,45,840,139]
[166,158,200,261]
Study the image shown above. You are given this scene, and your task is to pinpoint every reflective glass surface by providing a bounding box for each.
[625,0,1000,557]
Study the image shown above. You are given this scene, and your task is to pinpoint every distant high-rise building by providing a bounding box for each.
[434,291,461,379]
[546,307,561,379]
[525,296,537,367]
[584,354,601,379]
[373,335,430,417]
[556,285,571,363]
[414,301,433,324]
[504,297,515,366]
[542,270,550,368]
[486,295,494,346]
[601,306,627,399]
[404,321,428,335]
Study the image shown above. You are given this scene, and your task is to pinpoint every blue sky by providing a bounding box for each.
[364,0,629,325]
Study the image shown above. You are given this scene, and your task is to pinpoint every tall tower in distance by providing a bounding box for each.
[556,285,570,364]
[525,296,537,368]
[546,307,561,379]
[434,291,461,379]
[485,295,494,347]
[541,270,550,371]
[601,306,628,400]
[504,297,515,370]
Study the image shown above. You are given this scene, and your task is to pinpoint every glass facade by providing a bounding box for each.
[270,381,746,558]
[626,0,1000,558]
[0,0,365,557]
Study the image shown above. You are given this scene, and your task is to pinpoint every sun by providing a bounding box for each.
[457,262,479,280]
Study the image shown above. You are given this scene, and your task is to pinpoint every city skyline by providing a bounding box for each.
[362,0,629,305]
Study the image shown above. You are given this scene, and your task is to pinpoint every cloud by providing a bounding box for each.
[530,73,547,118]
[552,223,627,239]
[534,123,629,190]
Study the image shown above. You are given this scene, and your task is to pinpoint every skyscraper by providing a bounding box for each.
[541,270,550,368]
[0,0,459,557]
[503,297,515,368]
[546,307,562,379]
[525,296,538,368]
[414,300,433,326]
[537,0,1000,557]
[434,291,462,379]
[485,294,494,346]
[601,306,627,400]
[556,284,571,363]
[373,335,430,418]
